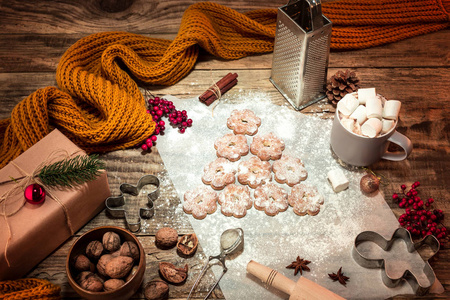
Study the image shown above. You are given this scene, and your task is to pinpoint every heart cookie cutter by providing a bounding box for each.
[353,227,440,295]
[105,175,160,233]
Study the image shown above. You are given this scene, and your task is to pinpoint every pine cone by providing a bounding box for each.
[325,70,360,105]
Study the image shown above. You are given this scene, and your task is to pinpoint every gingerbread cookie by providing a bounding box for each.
[202,157,236,190]
[218,184,252,218]
[254,183,288,216]
[227,109,261,136]
[237,156,272,189]
[214,133,249,162]
[272,154,308,186]
[183,186,218,220]
[288,183,324,216]
[250,132,285,161]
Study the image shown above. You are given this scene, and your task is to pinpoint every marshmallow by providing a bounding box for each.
[366,95,383,119]
[383,100,401,120]
[337,93,359,116]
[381,119,395,134]
[340,117,356,132]
[361,118,382,138]
[349,105,367,125]
[327,169,349,193]
[357,88,376,105]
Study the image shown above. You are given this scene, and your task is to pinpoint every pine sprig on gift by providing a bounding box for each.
[38,155,105,188]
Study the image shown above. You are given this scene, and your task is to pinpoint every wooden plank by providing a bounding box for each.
[0,30,448,73]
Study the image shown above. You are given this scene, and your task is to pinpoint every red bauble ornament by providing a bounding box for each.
[24,183,46,204]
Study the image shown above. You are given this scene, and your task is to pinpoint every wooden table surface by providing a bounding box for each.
[0,0,448,299]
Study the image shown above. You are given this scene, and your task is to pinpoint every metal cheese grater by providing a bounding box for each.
[270,0,332,110]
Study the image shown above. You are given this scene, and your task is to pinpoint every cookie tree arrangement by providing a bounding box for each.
[183,109,325,219]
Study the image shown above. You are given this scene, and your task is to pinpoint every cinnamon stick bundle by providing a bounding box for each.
[199,73,238,106]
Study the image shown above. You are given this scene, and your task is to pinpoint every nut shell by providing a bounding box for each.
[102,231,121,252]
[155,227,178,249]
[159,262,188,284]
[97,254,114,277]
[177,234,198,257]
[78,272,104,292]
[144,279,169,300]
[105,256,134,279]
[73,254,95,272]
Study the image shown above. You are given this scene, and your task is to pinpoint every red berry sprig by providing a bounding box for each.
[394,182,447,246]
[140,96,193,151]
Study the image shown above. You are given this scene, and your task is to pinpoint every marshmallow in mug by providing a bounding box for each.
[337,88,401,138]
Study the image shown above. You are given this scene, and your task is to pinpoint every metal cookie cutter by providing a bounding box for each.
[353,227,440,295]
[105,175,160,233]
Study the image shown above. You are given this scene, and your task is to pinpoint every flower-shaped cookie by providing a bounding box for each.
[273,155,308,186]
[202,157,236,190]
[227,109,261,136]
[218,184,253,218]
[254,183,289,216]
[214,133,249,161]
[250,132,285,161]
[288,183,324,216]
[183,186,218,220]
[237,156,272,189]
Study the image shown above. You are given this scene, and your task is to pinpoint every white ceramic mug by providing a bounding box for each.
[330,110,413,166]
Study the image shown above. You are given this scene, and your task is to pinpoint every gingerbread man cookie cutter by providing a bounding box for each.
[353,227,440,295]
[105,175,160,233]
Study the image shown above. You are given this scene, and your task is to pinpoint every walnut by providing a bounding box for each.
[77,271,104,292]
[103,231,121,252]
[120,241,140,261]
[72,254,95,272]
[104,278,125,291]
[105,255,134,279]
[155,227,178,249]
[97,254,114,277]
[144,279,169,300]
[86,240,103,260]
[159,262,188,284]
[177,234,198,257]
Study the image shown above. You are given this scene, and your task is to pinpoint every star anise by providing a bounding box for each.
[328,267,349,286]
[286,256,311,276]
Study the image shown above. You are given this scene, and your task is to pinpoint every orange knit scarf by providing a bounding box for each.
[0,1,448,168]
[0,278,60,300]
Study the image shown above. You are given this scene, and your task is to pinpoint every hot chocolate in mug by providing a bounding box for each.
[330,110,413,167]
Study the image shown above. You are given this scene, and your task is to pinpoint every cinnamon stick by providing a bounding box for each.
[203,79,238,106]
[199,72,238,105]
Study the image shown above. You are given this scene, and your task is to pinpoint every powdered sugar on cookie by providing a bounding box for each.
[227,109,261,135]
[202,157,236,190]
[273,154,308,186]
[288,183,324,216]
[250,132,285,161]
[254,182,288,216]
[237,156,272,189]
[218,184,253,218]
[214,133,249,162]
[183,186,218,219]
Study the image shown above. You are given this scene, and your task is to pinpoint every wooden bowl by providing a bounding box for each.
[66,226,145,300]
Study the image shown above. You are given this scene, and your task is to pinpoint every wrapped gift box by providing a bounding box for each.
[0,129,111,280]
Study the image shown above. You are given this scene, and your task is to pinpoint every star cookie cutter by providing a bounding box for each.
[105,175,160,233]
[353,227,440,295]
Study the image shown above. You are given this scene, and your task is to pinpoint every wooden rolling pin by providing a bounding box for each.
[247,260,346,300]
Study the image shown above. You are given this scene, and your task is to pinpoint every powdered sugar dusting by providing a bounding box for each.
[156,92,415,299]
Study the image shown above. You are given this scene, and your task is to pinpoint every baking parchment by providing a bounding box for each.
[156,92,442,299]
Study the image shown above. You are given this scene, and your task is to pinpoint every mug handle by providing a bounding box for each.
[381,131,413,161]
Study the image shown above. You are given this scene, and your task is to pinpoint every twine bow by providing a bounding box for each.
[0,150,76,267]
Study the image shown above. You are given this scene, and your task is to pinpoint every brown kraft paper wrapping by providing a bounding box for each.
[0,129,111,280]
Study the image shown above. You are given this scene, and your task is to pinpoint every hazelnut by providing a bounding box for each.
[104,278,125,291]
[120,241,140,261]
[360,173,380,195]
[72,254,95,272]
[103,231,121,252]
[105,255,134,279]
[97,254,114,277]
[144,279,169,300]
[155,227,178,249]
[86,240,103,260]
[78,272,104,292]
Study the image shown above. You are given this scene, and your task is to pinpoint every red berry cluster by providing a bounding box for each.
[394,182,447,245]
[140,96,193,151]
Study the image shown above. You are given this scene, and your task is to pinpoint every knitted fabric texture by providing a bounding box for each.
[0,1,449,168]
[0,278,60,300]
